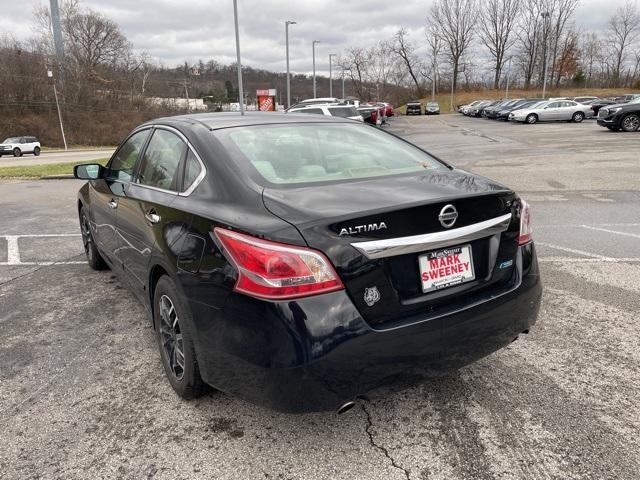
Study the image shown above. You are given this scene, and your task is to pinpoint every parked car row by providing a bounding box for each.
[459,97,593,124]
[458,93,640,131]
[286,98,394,126]
[405,100,440,115]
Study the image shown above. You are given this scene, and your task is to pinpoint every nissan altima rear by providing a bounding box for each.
[75,112,541,413]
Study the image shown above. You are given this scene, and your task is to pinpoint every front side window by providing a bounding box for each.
[108,129,149,182]
[137,129,187,191]
[216,123,447,186]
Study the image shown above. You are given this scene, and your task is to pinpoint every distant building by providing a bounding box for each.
[146,97,208,111]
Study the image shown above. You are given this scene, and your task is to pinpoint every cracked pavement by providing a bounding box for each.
[1,116,640,479]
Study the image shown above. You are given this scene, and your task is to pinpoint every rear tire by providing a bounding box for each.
[80,207,107,270]
[620,114,640,132]
[33,147,41,156]
[154,276,206,399]
[572,112,585,123]
[526,114,538,124]
[13,148,22,157]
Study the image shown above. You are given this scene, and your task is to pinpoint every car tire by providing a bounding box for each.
[526,114,538,124]
[80,207,107,270]
[620,113,640,132]
[34,147,41,156]
[154,275,206,399]
[572,112,585,123]
[13,147,22,157]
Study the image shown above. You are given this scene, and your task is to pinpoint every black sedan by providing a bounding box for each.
[74,112,542,413]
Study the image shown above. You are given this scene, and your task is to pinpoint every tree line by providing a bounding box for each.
[341,0,640,99]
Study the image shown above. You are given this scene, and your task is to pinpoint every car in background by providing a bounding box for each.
[0,136,41,157]
[613,94,640,104]
[496,99,544,121]
[425,102,440,115]
[378,102,394,117]
[371,103,389,123]
[509,100,593,124]
[287,104,363,122]
[597,97,640,132]
[470,100,498,117]
[588,98,617,116]
[357,105,383,125]
[458,100,484,115]
[406,100,422,115]
[290,97,342,109]
[572,96,598,104]
[72,111,541,413]
[482,100,511,119]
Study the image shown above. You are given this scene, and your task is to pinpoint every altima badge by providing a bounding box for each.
[438,204,458,228]
[364,286,381,307]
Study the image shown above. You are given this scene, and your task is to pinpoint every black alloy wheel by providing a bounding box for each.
[80,207,106,270]
[621,114,640,132]
[153,276,205,399]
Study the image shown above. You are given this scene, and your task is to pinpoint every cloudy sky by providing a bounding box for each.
[0,0,630,76]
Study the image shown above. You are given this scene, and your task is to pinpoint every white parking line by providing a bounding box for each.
[1,234,82,266]
[580,225,640,239]
[535,242,613,260]
[539,257,640,263]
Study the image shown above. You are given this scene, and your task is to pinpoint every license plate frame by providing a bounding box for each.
[418,244,475,293]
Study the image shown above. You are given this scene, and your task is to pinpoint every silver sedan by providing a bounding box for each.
[509,100,593,124]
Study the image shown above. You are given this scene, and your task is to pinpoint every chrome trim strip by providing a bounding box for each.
[350,213,512,259]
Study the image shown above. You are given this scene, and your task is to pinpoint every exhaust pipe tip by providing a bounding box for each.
[336,401,356,415]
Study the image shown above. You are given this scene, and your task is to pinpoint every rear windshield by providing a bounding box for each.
[214,123,446,186]
[328,106,358,117]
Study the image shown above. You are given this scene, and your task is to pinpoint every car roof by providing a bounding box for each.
[148,111,352,130]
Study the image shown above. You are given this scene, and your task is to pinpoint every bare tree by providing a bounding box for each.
[391,29,423,96]
[607,0,640,86]
[341,47,370,100]
[516,0,544,89]
[581,32,601,87]
[424,23,443,99]
[430,0,477,91]
[479,0,521,89]
[545,0,580,86]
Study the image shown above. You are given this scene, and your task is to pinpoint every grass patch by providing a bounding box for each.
[0,159,108,179]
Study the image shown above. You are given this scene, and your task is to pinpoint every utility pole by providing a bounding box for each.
[450,66,456,112]
[541,11,550,99]
[285,20,296,108]
[47,70,67,150]
[342,70,345,99]
[329,53,336,97]
[312,40,320,98]
[183,79,190,112]
[505,56,512,99]
[233,0,244,115]
[49,0,65,84]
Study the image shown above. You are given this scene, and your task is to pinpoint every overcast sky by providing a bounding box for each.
[0,0,630,76]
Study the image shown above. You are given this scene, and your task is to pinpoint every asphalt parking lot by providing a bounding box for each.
[1,115,639,479]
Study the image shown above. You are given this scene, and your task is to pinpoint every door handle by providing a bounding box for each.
[145,210,161,224]
[108,200,118,209]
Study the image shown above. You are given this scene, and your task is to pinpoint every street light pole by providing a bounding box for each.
[47,70,67,151]
[312,40,320,98]
[342,70,345,99]
[505,56,512,99]
[285,20,296,109]
[541,11,550,99]
[329,53,336,97]
[233,0,244,115]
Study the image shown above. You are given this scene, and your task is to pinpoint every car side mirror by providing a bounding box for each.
[74,163,104,180]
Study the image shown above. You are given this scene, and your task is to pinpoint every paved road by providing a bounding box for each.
[0,148,114,167]
[1,116,639,479]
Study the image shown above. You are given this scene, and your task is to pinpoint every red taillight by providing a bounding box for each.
[518,200,533,245]
[213,227,344,300]
[371,110,378,122]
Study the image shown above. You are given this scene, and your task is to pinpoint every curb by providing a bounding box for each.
[40,174,75,180]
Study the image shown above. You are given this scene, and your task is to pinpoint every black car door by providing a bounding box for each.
[89,129,150,263]
[113,126,193,300]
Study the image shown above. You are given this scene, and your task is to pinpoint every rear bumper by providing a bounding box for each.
[188,244,542,413]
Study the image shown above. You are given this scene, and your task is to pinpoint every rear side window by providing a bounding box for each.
[137,129,187,191]
[183,150,202,190]
[328,107,358,117]
[108,129,149,182]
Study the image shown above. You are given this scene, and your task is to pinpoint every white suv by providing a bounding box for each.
[287,104,364,122]
[0,136,42,157]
